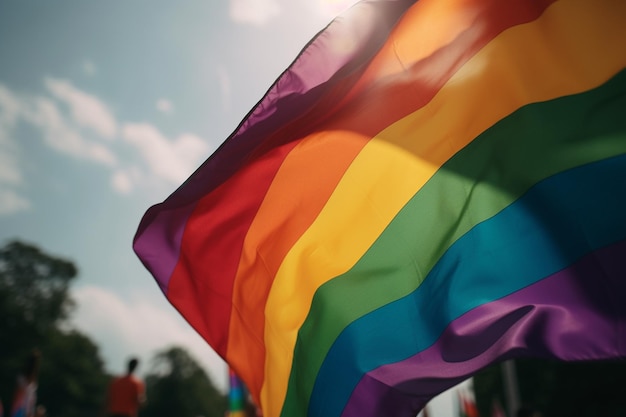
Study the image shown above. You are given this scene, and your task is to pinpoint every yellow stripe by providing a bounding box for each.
[261,0,626,415]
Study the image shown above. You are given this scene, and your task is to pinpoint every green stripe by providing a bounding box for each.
[280,68,626,416]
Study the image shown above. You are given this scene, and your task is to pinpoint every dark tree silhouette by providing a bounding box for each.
[141,346,227,417]
[0,239,108,417]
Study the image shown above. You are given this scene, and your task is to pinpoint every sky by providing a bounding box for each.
[0,1,468,415]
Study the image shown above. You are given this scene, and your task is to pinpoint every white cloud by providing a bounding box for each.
[0,187,30,215]
[45,77,117,138]
[122,123,209,185]
[0,84,29,215]
[0,84,20,158]
[0,86,21,184]
[156,99,173,114]
[0,82,119,168]
[27,97,117,166]
[230,0,281,26]
[0,81,123,209]
[70,285,228,391]
[111,169,136,194]
[1,79,211,199]
[1,82,118,166]
[88,142,118,166]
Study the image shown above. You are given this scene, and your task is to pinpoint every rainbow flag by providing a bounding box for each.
[134,0,626,416]
[228,369,247,417]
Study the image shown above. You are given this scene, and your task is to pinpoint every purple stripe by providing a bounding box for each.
[132,0,415,291]
[342,239,626,417]
[133,205,195,293]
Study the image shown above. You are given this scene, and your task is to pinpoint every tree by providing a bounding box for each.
[0,240,77,332]
[38,329,110,417]
[0,239,78,408]
[0,239,109,417]
[141,346,227,417]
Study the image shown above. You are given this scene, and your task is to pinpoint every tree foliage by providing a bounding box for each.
[141,346,227,417]
[0,239,108,417]
[0,240,77,360]
[38,329,109,417]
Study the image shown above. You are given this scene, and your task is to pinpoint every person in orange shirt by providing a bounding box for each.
[105,358,145,417]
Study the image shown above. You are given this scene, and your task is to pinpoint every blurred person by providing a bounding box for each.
[105,358,145,417]
[10,349,41,417]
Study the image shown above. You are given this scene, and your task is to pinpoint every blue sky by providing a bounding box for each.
[0,0,466,414]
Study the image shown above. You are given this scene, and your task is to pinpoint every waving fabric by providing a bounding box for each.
[134,0,626,416]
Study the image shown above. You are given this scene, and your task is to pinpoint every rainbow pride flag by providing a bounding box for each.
[134,0,626,416]
[228,368,247,417]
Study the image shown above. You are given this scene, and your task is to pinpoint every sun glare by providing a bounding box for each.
[317,0,361,20]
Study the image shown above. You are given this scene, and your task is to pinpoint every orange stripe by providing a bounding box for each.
[226,133,365,397]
